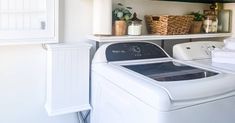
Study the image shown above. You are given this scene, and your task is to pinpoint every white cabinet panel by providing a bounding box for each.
[0,0,58,44]
[45,43,92,116]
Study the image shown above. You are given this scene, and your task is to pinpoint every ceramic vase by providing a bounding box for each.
[114,20,127,36]
[190,21,203,34]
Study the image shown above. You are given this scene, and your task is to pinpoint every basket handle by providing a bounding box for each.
[145,15,153,23]
[152,16,160,21]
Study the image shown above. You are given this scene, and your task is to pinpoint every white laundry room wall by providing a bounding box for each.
[0,0,93,123]
[0,45,79,123]
[0,0,227,123]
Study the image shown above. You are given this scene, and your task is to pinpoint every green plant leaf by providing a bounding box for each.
[118,3,123,6]
[189,11,205,21]
[114,9,119,14]
[123,9,130,14]
[117,12,124,18]
[113,3,133,22]
[126,7,132,9]
[124,15,130,21]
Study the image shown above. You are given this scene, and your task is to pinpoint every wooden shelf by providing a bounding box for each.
[88,33,232,42]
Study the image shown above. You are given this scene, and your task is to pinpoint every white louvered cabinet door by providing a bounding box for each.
[0,0,58,44]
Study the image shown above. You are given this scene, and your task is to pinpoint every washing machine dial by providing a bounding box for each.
[130,46,141,53]
[129,46,142,57]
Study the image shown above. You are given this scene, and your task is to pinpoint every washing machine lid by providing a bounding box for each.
[123,61,218,81]
[119,61,235,105]
[99,60,235,110]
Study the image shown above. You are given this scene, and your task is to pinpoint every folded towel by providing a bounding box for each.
[224,38,235,43]
[224,38,235,50]
[212,48,235,58]
[212,47,235,64]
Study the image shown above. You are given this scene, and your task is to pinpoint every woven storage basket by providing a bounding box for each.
[145,15,194,35]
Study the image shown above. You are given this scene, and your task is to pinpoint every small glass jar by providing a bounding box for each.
[211,15,218,33]
[203,17,212,33]
[128,13,142,35]
[203,14,218,33]
[211,18,218,32]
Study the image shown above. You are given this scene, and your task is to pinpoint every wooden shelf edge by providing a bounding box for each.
[88,33,232,42]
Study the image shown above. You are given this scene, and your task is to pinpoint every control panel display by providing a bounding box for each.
[106,42,168,62]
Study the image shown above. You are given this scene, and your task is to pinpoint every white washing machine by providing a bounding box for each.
[91,41,235,123]
[173,41,235,73]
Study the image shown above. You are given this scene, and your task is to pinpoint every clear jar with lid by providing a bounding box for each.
[211,16,218,32]
[203,10,218,33]
[203,16,212,33]
[128,13,142,35]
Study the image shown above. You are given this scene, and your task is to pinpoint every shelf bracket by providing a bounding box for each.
[161,40,165,49]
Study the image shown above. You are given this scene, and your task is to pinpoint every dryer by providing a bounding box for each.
[91,41,235,123]
[173,41,235,73]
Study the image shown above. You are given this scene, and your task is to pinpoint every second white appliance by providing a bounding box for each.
[173,41,235,73]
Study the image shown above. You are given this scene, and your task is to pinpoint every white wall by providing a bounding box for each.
[0,0,93,123]
[63,0,93,42]
[0,45,78,123]
[0,0,227,123]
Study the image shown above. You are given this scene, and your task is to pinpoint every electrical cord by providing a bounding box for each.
[77,110,90,123]
[76,112,83,123]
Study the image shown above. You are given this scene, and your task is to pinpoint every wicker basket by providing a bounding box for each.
[145,15,194,35]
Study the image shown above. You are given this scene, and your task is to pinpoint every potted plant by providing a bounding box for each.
[189,11,205,34]
[112,3,132,36]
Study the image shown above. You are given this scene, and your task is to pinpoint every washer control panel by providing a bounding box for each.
[106,42,168,62]
[173,41,224,60]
